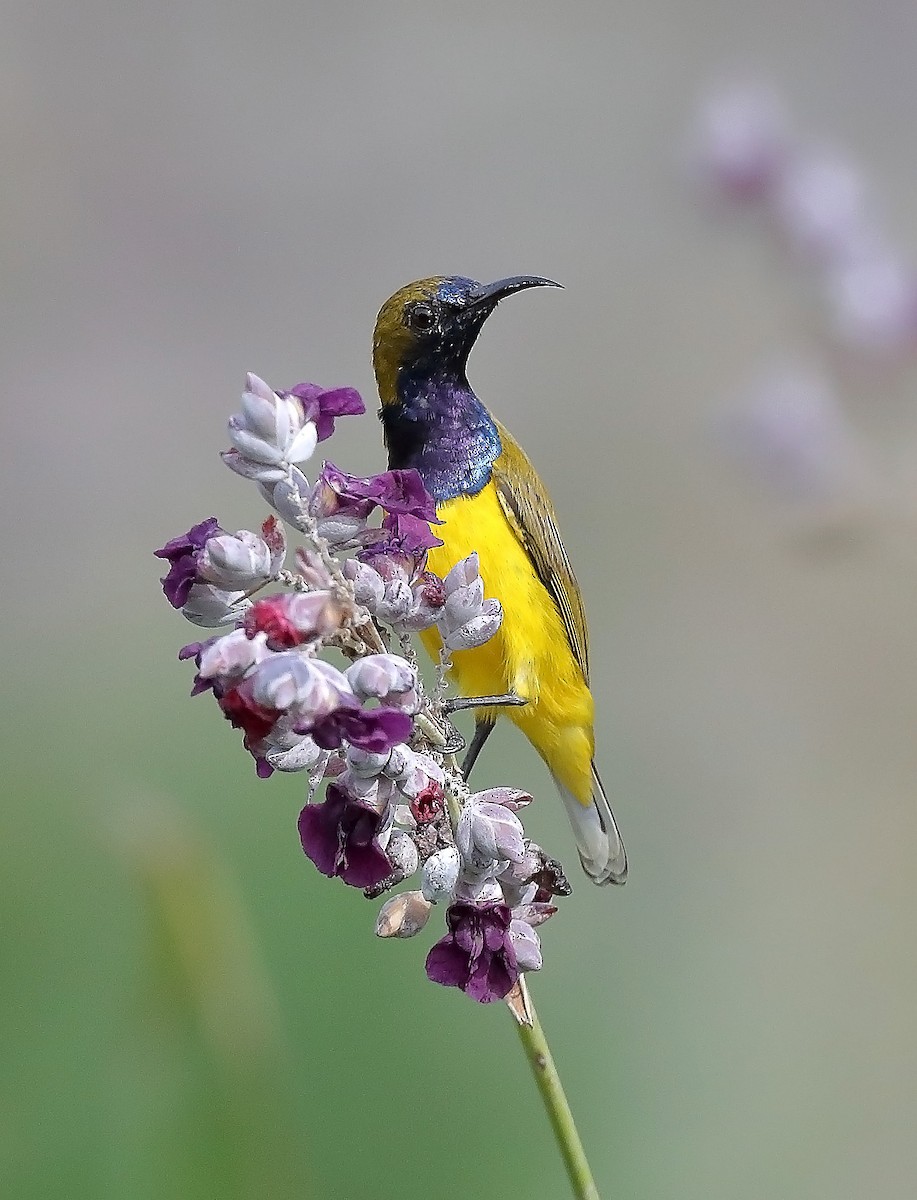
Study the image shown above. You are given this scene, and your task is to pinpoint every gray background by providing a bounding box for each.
[4,3,917,1198]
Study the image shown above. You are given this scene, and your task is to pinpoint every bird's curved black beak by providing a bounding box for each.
[466,276,562,308]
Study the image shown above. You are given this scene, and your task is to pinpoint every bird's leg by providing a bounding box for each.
[443,692,527,713]
[461,719,496,781]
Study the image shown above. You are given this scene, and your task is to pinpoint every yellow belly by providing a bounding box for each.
[421,482,595,802]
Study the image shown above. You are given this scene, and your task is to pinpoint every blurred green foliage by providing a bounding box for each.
[1,637,632,1200]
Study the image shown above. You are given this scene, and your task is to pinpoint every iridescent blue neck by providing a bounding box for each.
[382,366,501,503]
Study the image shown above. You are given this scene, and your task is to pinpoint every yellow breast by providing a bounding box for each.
[421,481,595,800]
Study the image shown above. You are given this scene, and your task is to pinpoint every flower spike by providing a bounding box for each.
[156,367,566,1007]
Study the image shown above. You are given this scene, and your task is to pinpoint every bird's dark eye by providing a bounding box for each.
[406,302,436,333]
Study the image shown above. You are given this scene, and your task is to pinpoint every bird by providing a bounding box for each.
[372,275,626,885]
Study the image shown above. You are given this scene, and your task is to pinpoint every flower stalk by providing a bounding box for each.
[510,978,601,1200]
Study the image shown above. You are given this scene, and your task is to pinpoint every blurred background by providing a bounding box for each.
[4,2,917,1197]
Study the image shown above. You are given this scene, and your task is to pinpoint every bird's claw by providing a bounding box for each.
[440,719,466,755]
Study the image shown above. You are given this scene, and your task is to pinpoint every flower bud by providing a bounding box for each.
[265,735,328,774]
[512,900,558,929]
[227,373,318,467]
[334,770,395,807]
[344,745,392,778]
[453,875,504,904]
[689,81,789,202]
[342,558,385,610]
[181,583,251,628]
[346,655,419,712]
[774,150,870,264]
[382,743,416,784]
[199,529,274,590]
[442,577,485,629]
[473,787,533,812]
[421,846,461,902]
[250,654,352,715]
[261,515,287,572]
[443,552,480,593]
[294,546,333,590]
[258,468,312,530]
[221,449,288,484]
[375,890,433,938]
[386,831,420,879]
[197,628,269,681]
[443,598,503,651]
[315,513,369,546]
[375,575,413,625]
[456,797,526,873]
[396,571,447,633]
[509,918,543,972]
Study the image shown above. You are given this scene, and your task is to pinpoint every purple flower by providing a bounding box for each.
[425,901,519,1003]
[690,80,790,202]
[774,149,871,265]
[178,637,220,696]
[154,517,223,608]
[285,382,365,442]
[721,358,860,501]
[315,463,438,519]
[309,464,441,545]
[327,466,439,521]
[371,469,439,520]
[309,463,379,543]
[298,782,392,888]
[309,705,413,753]
[352,536,447,633]
[382,511,444,551]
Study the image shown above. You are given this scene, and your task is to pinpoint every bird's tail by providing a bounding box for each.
[555,763,627,886]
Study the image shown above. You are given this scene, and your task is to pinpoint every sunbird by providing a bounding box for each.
[373,276,626,885]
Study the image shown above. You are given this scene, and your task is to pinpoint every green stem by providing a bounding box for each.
[512,979,601,1200]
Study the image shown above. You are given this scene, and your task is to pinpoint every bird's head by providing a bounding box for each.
[372,274,561,405]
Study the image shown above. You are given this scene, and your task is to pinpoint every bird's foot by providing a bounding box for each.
[414,710,466,755]
[439,719,466,755]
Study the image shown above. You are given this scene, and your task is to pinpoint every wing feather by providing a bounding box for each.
[491,421,590,680]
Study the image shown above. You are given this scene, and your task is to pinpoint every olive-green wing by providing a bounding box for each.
[492,421,590,681]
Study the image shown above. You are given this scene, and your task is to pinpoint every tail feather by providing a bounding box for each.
[556,763,627,886]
